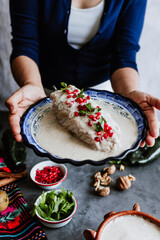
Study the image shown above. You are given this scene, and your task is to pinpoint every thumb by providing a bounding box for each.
[5,89,23,114]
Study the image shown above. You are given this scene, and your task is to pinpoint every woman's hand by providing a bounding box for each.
[123,90,160,147]
[5,84,46,142]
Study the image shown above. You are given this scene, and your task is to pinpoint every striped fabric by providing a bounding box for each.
[0,157,47,240]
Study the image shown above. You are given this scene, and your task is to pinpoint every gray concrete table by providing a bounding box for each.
[0,111,160,240]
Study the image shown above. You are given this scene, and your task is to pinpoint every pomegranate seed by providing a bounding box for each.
[86,95,91,100]
[97,131,102,136]
[72,94,77,98]
[96,112,101,116]
[103,133,108,139]
[107,129,111,134]
[101,136,104,141]
[66,89,71,94]
[79,98,83,103]
[35,166,64,184]
[96,106,100,109]
[104,126,108,132]
[109,132,114,137]
[88,121,92,126]
[108,126,112,130]
[96,115,100,120]
[66,100,71,105]
[94,137,100,142]
[83,99,87,103]
[104,122,108,131]
[92,117,97,121]
[66,100,74,108]
[67,95,71,98]
[69,101,74,108]
[74,111,79,117]
[89,115,94,119]
[78,105,82,109]
[73,89,78,93]
[104,122,108,127]
[75,99,79,103]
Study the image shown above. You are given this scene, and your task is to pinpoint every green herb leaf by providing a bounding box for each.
[109,160,128,166]
[39,191,46,206]
[94,116,106,132]
[60,82,68,91]
[32,188,75,222]
[94,123,103,132]
[39,203,48,212]
[61,187,68,200]
[93,108,102,114]
[99,116,106,129]
[61,82,68,88]
[77,88,84,98]
[35,205,47,219]
[86,103,94,112]
[79,110,87,115]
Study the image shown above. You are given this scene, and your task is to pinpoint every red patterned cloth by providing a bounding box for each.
[0,157,47,240]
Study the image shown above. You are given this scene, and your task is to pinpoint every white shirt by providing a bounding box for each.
[67,0,105,49]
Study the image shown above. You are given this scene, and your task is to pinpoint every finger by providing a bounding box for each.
[8,113,23,142]
[147,94,160,111]
[14,134,23,142]
[5,89,22,114]
[145,131,155,147]
[144,108,159,138]
[140,141,145,148]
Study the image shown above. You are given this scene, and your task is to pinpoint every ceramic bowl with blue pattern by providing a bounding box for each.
[20,89,147,166]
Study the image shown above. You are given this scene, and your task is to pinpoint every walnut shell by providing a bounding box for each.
[103,165,116,175]
[116,176,132,190]
[98,187,110,197]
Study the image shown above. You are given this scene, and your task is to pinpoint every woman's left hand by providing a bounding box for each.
[123,90,160,147]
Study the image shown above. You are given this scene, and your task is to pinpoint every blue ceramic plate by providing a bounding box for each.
[21,89,148,166]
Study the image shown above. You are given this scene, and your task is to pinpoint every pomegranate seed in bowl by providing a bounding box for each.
[30,161,68,190]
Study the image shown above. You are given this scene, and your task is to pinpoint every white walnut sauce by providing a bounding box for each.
[35,100,138,161]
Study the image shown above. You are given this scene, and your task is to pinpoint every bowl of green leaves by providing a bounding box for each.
[32,188,77,228]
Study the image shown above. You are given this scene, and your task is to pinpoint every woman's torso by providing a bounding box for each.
[38,0,123,88]
[35,0,144,89]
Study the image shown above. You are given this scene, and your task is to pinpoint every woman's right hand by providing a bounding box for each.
[5,84,46,142]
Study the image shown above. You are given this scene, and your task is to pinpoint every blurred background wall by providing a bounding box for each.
[0,0,160,118]
[0,0,18,111]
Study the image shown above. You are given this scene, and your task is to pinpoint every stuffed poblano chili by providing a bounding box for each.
[2,129,26,166]
[122,136,160,165]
